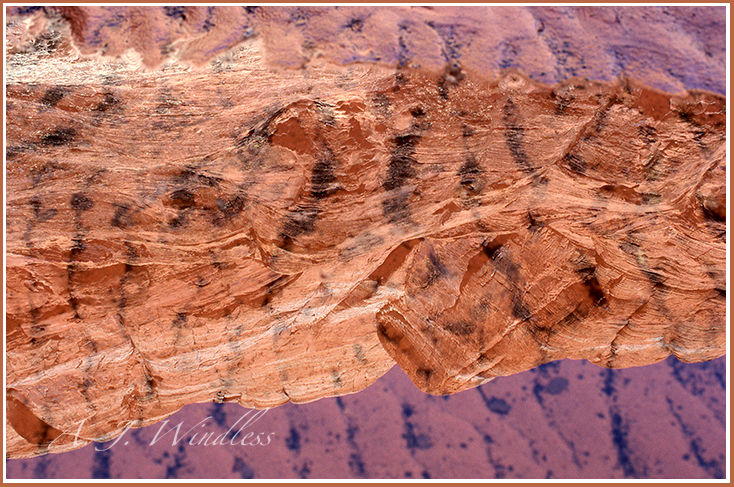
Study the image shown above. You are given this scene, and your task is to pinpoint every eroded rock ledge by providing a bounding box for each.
[5,7,725,458]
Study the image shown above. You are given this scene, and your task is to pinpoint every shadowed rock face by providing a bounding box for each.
[6,5,726,93]
[5,6,725,460]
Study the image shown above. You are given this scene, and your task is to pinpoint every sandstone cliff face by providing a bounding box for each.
[5,6,726,459]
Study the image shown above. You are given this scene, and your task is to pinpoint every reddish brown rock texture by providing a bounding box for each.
[5,6,726,460]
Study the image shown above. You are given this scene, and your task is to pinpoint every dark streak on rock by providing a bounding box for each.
[638,124,657,144]
[168,214,187,229]
[40,87,67,107]
[702,201,726,223]
[416,368,433,382]
[665,396,724,478]
[511,294,532,321]
[175,167,222,187]
[169,189,195,209]
[478,389,512,415]
[593,104,611,133]
[644,151,663,180]
[610,409,636,477]
[278,146,341,248]
[396,24,410,69]
[527,212,544,234]
[564,153,586,174]
[643,269,665,285]
[403,421,433,450]
[458,154,483,196]
[70,236,86,255]
[31,31,60,54]
[410,105,425,118]
[376,322,399,344]
[381,193,411,223]
[66,277,81,318]
[202,7,216,32]
[372,93,391,113]
[618,240,640,256]
[232,457,255,479]
[577,266,607,305]
[91,448,111,479]
[346,17,364,33]
[394,72,409,90]
[383,134,419,191]
[67,193,93,320]
[111,204,134,228]
[14,6,44,15]
[260,274,295,307]
[280,206,319,247]
[214,194,246,223]
[31,162,59,187]
[41,127,76,147]
[284,426,300,452]
[71,193,94,212]
[444,320,476,336]
[437,80,449,100]
[692,128,708,151]
[163,6,187,20]
[172,313,188,328]
[95,92,122,112]
[436,61,464,100]
[502,99,533,172]
[479,244,531,321]
[494,249,520,283]
[481,238,505,260]
[532,174,550,186]
[310,151,338,199]
[423,250,447,287]
[381,134,420,222]
[30,197,57,222]
[6,146,23,160]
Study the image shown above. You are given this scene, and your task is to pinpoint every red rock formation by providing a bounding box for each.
[5,6,725,459]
